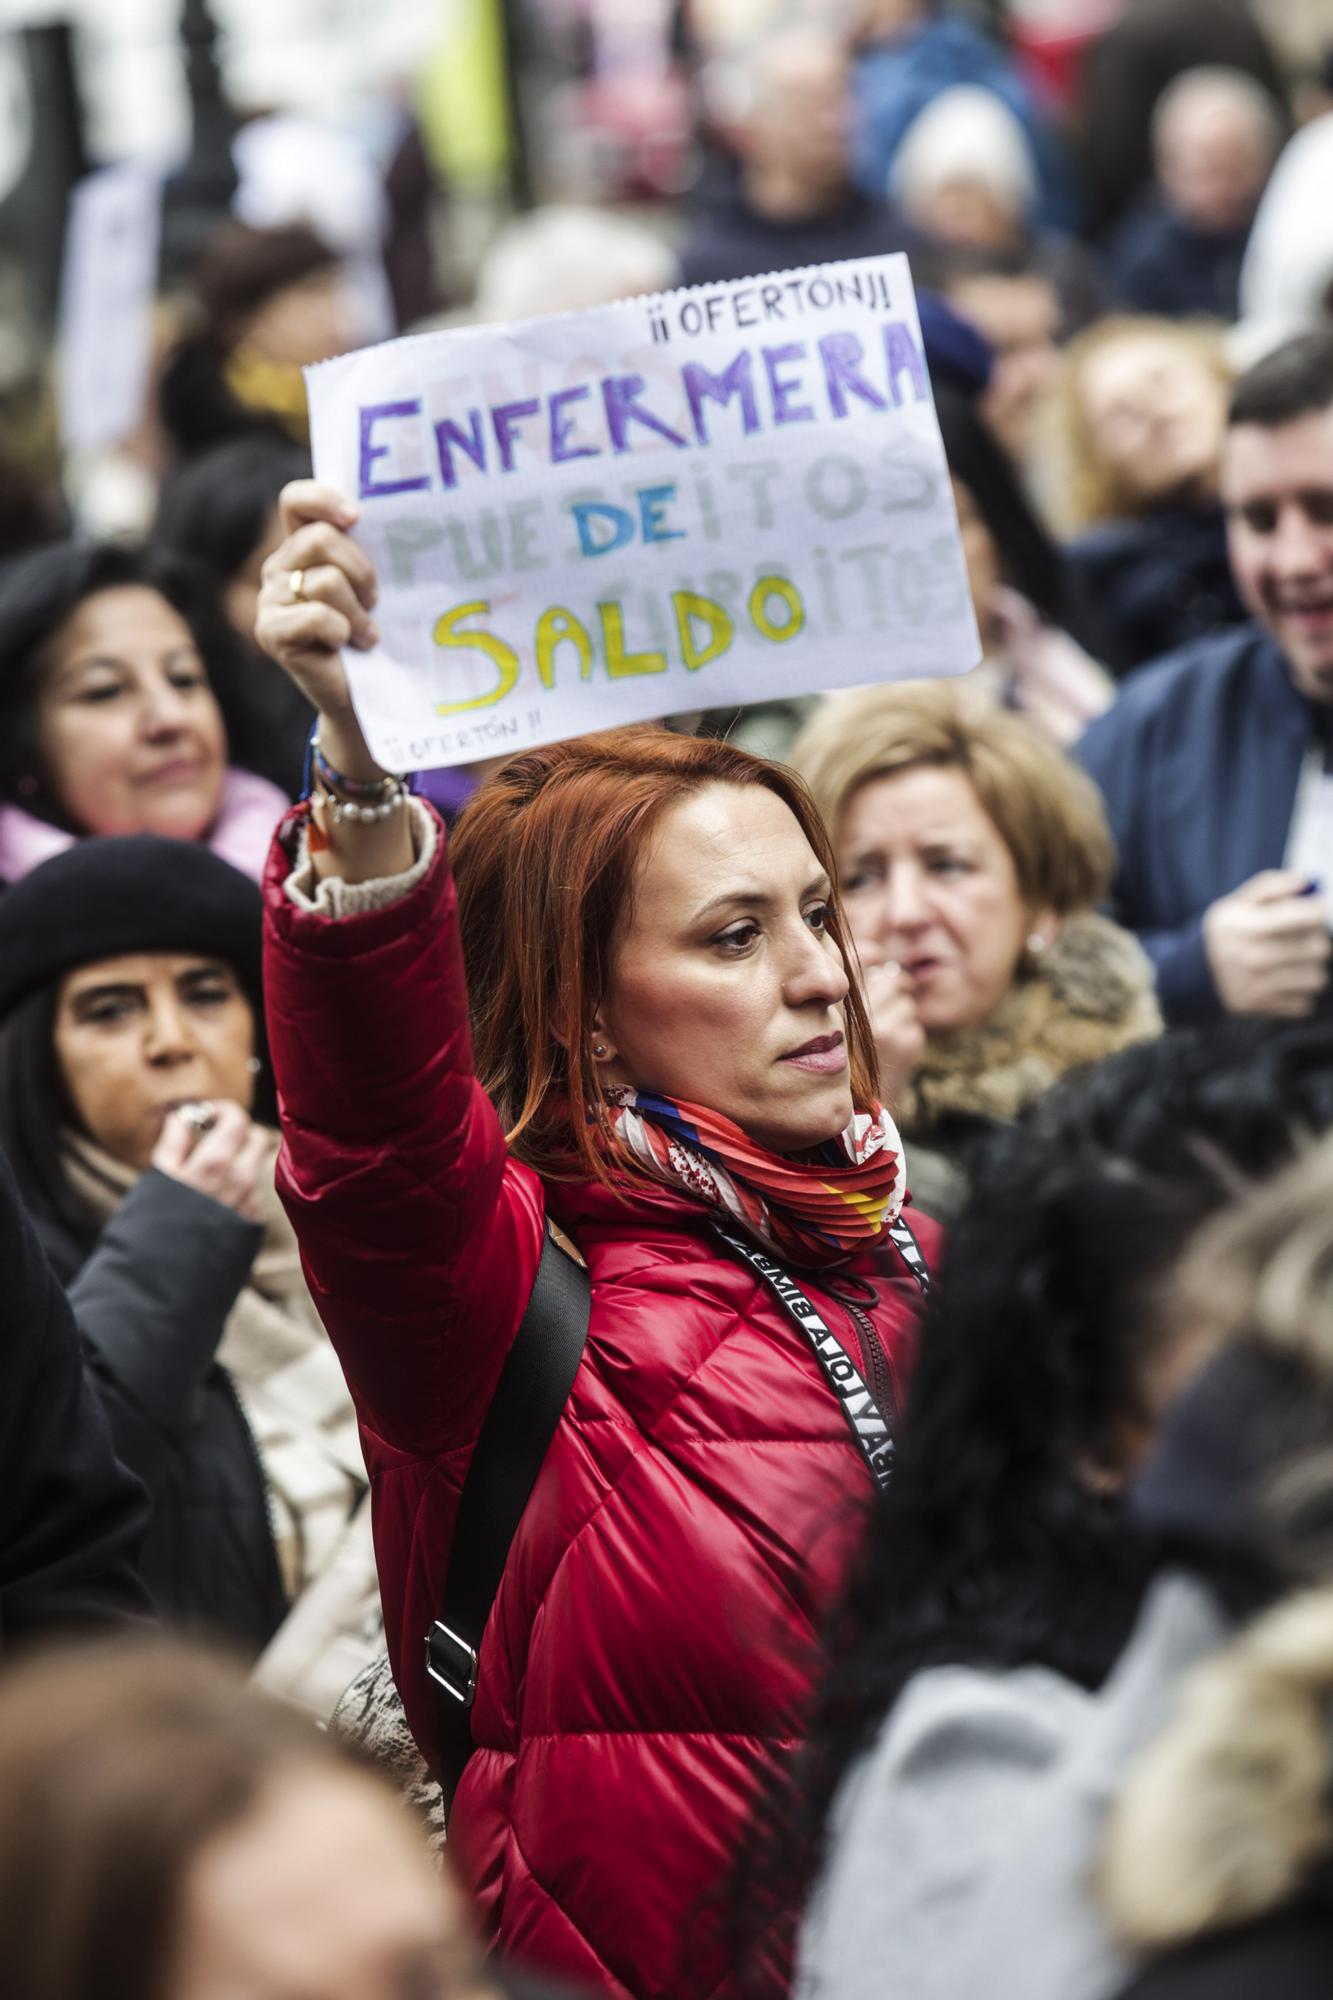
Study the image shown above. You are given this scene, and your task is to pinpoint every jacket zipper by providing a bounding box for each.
[825,1277,896,1431]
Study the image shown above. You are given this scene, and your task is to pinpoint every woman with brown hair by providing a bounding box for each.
[0,1637,539,2000]
[792,679,1160,1219]
[252,483,937,1998]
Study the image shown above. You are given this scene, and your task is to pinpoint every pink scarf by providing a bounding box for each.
[0,767,289,885]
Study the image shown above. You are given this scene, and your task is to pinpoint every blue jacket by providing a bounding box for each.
[1108,198,1249,323]
[853,15,1077,230]
[1077,626,1317,1023]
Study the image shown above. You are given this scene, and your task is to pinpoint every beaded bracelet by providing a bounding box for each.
[312,775,409,825]
[311,738,404,801]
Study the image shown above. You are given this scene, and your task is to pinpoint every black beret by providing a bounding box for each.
[0,836,263,1019]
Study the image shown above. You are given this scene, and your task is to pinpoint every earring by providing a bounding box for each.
[1026,932,1047,957]
[246,1055,263,1074]
[592,1043,608,1060]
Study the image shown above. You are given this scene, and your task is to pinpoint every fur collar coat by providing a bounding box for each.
[898,914,1161,1217]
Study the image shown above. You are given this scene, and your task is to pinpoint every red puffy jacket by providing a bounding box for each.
[263,810,936,1998]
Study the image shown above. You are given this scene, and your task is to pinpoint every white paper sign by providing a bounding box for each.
[305,254,980,771]
[57,163,163,457]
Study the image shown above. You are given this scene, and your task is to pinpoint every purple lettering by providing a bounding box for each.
[763,342,814,426]
[549,385,599,464]
[433,410,487,491]
[492,399,541,472]
[358,401,428,499]
[819,331,888,420]
[683,352,760,445]
[883,321,929,405]
[600,375,687,454]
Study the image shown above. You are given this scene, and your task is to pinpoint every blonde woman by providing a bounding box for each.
[1045,316,1244,674]
[791,679,1159,1219]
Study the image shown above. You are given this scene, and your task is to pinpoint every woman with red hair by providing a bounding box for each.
[255,483,936,1999]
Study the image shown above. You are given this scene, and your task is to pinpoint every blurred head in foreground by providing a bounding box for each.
[0,1638,492,2000]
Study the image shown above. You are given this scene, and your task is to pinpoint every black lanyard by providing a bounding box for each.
[711,1215,930,1495]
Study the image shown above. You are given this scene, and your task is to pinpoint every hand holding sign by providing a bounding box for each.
[257,480,379,739]
[300,255,979,772]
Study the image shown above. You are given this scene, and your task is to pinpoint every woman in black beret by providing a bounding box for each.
[0,836,380,1707]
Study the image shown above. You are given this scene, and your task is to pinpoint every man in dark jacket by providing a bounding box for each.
[1077,0,1286,236]
[1109,66,1281,321]
[1078,332,1333,1025]
[0,1144,148,1651]
[679,26,908,290]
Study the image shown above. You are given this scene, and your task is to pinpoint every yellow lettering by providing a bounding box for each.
[431,600,519,715]
[672,590,734,671]
[749,575,806,644]
[535,606,594,689]
[598,601,666,678]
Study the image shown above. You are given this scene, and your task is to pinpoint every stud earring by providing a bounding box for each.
[1026,932,1047,956]
[593,1042,608,1059]
[246,1055,263,1074]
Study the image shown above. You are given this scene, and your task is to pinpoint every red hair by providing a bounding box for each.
[450,727,877,1186]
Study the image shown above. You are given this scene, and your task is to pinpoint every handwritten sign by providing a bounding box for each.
[305,255,980,771]
[57,164,162,457]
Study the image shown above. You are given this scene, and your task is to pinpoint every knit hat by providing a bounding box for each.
[890,85,1040,220]
[0,835,263,1019]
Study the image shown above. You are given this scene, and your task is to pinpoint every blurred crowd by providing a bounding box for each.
[7,1,1333,1997]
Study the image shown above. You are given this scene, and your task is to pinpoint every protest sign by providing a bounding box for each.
[57,164,162,457]
[305,253,980,771]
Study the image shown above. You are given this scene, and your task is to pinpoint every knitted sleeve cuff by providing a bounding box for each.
[282,799,439,918]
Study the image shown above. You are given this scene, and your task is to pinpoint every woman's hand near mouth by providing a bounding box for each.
[862,960,926,1108]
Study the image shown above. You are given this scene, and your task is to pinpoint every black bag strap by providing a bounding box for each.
[426,1228,590,1815]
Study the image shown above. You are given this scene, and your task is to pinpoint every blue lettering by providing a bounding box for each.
[638,484,686,544]
[572,500,636,558]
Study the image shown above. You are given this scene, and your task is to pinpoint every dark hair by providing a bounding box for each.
[192,223,339,348]
[0,1637,407,2000]
[1228,329,1333,430]
[0,971,276,1253]
[0,539,261,822]
[762,1019,1333,1942]
[0,986,89,1241]
[934,383,1074,625]
[152,435,311,586]
[158,224,339,461]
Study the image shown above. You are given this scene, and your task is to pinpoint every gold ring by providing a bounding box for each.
[289,568,306,603]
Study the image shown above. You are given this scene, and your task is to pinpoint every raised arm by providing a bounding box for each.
[255,484,544,1464]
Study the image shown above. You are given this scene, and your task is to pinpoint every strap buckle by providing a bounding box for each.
[425,1620,478,1709]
